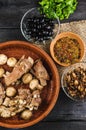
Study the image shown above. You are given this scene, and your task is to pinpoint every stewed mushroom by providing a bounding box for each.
[0,54,7,65]
[22,73,33,84]
[6,87,17,97]
[7,57,17,67]
[29,79,39,90]
[21,110,32,120]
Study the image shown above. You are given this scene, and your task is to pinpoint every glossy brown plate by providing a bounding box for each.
[0,41,60,128]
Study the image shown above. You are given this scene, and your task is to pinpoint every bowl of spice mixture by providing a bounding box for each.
[50,32,85,66]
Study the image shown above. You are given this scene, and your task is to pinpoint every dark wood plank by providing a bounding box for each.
[0,0,85,28]
[0,1,86,129]
[0,0,39,6]
[44,90,86,121]
[0,28,25,42]
[0,121,86,130]
[0,0,39,28]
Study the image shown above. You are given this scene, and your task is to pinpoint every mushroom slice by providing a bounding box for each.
[29,79,39,90]
[0,54,7,65]
[22,73,32,84]
[21,110,32,120]
[7,57,17,67]
[6,87,17,97]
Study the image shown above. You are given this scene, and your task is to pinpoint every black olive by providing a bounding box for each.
[33,19,37,23]
[42,30,45,33]
[38,37,44,42]
[37,25,42,29]
[35,36,39,40]
[33,28,36,32]
[47,26,51,30]
[42,23,47,28]
[27,31,32,35]
[49,31,53,36]
[43,36,49,40]
[24,16,54,42]
[36,18,40,23]
[41,18,45,23]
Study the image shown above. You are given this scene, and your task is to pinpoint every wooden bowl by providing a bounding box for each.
[50,32,85,66]
[0,41,60,128]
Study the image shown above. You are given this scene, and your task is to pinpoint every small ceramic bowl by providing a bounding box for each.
[61,63,86,101]
[50,32,85,66]
[0,41,60,128]
[20,7,60,44]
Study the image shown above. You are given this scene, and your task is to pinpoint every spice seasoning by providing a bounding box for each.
[54,37,81,65]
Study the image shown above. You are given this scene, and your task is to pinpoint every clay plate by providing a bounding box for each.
[0,41,60,128]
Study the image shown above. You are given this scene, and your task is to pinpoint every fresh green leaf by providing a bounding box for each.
[38,0,78,20]
[65,0,74,5]
[56,0,64,3]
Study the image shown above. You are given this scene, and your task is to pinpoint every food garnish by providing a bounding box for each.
[39,0,78,20]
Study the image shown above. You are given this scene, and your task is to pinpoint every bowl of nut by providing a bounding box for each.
[50,32,85,66]
[20,7,60,44]
[0,41,60,128]
[61,63,86,101]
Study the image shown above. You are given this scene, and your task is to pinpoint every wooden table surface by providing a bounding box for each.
[0,0,86,130]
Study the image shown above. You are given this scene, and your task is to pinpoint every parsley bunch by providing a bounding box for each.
[39,0,78,20]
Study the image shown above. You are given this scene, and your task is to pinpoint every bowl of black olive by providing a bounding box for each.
[20,7,60,44]
[61,63,86,101]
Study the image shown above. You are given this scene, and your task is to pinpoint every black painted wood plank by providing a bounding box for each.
[0,121,86,130]
[0,0,85,28]
[0,1,86,129]
[44,90,86,121]
[0,0,39,28]
[0,28,24,42]
[0,0,39,6]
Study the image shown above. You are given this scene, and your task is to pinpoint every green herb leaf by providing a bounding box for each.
[39,0,78,20]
